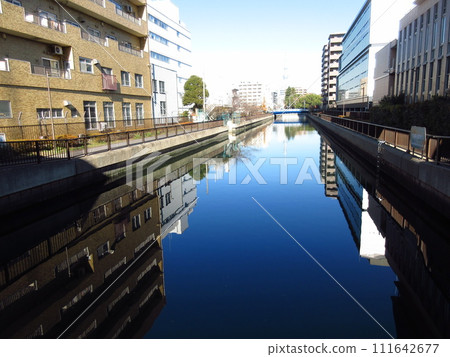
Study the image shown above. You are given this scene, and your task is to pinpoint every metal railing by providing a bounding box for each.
[0,115,269,166]
[118,43,143,57]
[81,30,108,46]
[115,7,141,25]
[317,114,450,165]
[24,12,66,33]
[88,0,104,6]
[31,64,62,78]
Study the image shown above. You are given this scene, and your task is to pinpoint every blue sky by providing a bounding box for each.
[170,0,369,100]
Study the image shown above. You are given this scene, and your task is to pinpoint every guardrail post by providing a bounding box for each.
[84,137,88,156]
[107,134,111,151]
[436,138,441,164]
[166,127,169,138]
[142,130,145,143]
[425,137,430,162]
[36,141,41,164]
[66,140,70,160]
[155,128,158,140]
[126,132,130,146]
[394,131,398,148]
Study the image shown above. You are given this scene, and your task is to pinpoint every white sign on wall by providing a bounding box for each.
[410,126,426,150]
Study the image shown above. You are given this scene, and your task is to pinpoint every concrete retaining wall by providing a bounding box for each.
[308,114,450,209]
[0,116,273,205]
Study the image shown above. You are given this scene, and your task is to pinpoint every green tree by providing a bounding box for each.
[298,93,323,109]
[284,87,298,109]
[183,75,209,109]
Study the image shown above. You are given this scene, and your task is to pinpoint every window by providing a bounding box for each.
[36,108,63,119]
[42,58,60,76]
[87,27,100,38]
[121,71,130,86]
[97,241,111,258]
[160,101,166,116]
[132,214,141,231]
[159,81,165,94]
[101,67,112,75]
[136,103,144,125]
[5,0,22,6]
[144,207,152,222]
[165,192,171,206]
[103,102,115,128]
[151,51,169,63]
[79,57,93,73]
[0,101,12,119]
[149,15,167,29]
[135,74,143,88]
[122,103,132,126]
[84,101,97,130]
[436,59,442,92]
[152,79,158,93]
[150,32,168,45]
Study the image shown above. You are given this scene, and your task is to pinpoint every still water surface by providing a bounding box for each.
[0,120,448,338]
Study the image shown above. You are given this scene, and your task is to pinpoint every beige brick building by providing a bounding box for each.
[0,0,152,139]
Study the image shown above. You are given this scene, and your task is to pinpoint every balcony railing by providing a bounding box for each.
[102,73,118,91]
[115,7,141,25]
[88,0,105,6]
[31,65,71,79]
[81,30,108,46]
[24,12,66,33]
[118,43,143,57]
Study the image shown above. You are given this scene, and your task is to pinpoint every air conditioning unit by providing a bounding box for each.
[53,45,63,55]
[124,5,132,13]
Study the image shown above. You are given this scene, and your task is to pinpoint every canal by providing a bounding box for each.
[0,119,449,338]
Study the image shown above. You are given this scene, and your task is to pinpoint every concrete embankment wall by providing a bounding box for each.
[308,114,450,209]
[0,116,273,209]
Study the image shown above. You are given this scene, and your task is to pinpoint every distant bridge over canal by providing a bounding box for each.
[272,109,309,123]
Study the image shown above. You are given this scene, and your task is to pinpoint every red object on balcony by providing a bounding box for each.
[102,74,118,90]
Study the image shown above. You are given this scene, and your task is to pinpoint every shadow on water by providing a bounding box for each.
[0,123,269,338]
[317,124,450,338]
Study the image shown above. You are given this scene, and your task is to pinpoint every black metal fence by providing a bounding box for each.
[0,115,269,166]
[317,114,450,165]
[0,117,188,141]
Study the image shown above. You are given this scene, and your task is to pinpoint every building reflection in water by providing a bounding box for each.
[319,137,450,338]
[0,121,270,338]
[0,180,164,338]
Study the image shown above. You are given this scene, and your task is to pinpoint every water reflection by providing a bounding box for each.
[1,120,449,338]
[318,131,450,338]
[0,122,270,338]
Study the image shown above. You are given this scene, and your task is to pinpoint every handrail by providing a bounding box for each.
[0,115,270,166]
[316,113,450,165]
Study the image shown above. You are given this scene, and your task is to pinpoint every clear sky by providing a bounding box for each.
[170,0,391,102]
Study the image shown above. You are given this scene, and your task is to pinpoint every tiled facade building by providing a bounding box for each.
[321,33,345,109]
[395,0,450,102]
[0,0,152,139]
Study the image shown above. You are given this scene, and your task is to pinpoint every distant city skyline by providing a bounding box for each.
[172,0,411,103]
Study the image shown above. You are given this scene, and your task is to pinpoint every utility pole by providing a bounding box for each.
[46,73,56,140]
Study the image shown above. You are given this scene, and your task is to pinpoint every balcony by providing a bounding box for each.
[115,7,141,25]
[118,43,143,57]
[88,0,105,6]
[24,12,66,33]
[31,65,71,79]
[81,30,108,46]
[102,74,118,91]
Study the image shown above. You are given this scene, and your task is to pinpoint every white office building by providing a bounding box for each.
[147,0,192,118]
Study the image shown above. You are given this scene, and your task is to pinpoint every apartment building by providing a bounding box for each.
[321,33,345,109]
[0,0,152,139]
[337,0,414,111]
[395,0,450,102]
[238,81,266,107]
[147,0,192,118]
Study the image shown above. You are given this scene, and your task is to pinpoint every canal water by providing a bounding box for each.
[0,119,449,338]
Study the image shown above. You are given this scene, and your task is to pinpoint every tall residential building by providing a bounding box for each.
[147,0,192,117]
[395,0,450,103]
[337,0,415,111]
[237,81,266,107]
[373,40,397,104]
[0,0,152,139]
[321,33,345,109]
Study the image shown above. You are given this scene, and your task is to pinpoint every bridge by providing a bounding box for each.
[272,109,309,123]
